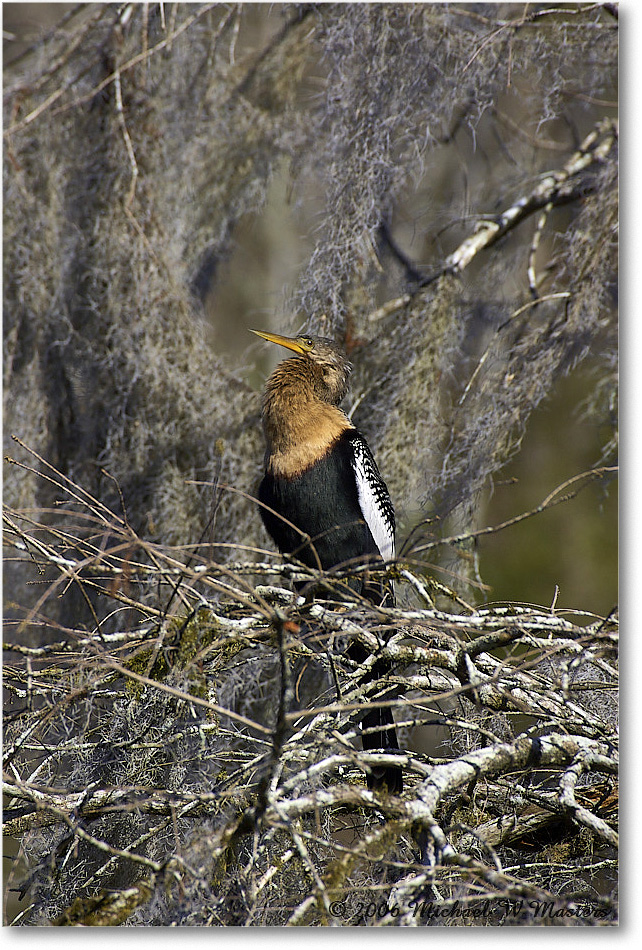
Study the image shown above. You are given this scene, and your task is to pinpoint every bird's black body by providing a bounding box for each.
[259,429,382,576]
[252,329,402,793]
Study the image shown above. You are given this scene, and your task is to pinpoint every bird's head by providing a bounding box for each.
[251,329,352,405]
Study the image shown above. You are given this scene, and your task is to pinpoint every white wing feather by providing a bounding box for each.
[351,435,395,561]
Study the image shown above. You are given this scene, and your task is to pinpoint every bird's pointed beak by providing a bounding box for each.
[250,329,306,355]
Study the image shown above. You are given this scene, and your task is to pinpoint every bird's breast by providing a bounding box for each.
[265,406,352,479]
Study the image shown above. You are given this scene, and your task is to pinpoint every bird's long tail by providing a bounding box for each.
[361,703,403,793]
[348,644,403,793]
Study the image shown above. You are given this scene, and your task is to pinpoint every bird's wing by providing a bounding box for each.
[349,431,395,561]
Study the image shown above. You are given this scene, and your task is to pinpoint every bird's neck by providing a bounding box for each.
[262,364,352,477]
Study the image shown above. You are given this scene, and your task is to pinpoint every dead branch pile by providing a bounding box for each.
[4,460,617,926]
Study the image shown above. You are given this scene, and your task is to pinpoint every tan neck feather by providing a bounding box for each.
[263,366,352,477]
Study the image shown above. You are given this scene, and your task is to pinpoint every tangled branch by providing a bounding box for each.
[3,456,617,926]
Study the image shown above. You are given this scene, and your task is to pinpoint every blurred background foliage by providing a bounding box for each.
[483,358,617,615]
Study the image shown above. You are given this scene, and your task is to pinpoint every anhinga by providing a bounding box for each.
[252,329,402,793]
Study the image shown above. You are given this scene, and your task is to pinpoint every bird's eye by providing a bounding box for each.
[300,337,314,350]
